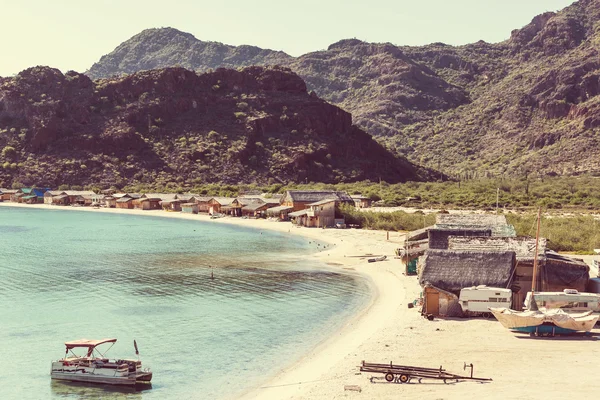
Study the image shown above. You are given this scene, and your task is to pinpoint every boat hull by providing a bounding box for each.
[51,372,136,386]
[51,360,152,386]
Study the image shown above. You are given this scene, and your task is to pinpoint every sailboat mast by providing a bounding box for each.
[531,207,542,294]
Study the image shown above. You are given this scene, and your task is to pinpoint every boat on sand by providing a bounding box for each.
[490,209,599,336]
[50,338,152,386]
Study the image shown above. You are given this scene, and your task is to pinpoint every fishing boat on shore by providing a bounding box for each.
[50,338,152,386]
[490,209,599,336]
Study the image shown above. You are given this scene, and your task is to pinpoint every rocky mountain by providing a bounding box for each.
[85,0,600,176]
[0,65,432,189]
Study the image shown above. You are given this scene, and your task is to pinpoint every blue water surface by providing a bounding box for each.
[0,206,369,400]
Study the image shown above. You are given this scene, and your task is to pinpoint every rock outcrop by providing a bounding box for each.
[0,66,432,188]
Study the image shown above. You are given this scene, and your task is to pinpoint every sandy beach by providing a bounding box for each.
[3,202,600,399]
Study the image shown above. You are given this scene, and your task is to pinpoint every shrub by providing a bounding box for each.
[2,146,16,159]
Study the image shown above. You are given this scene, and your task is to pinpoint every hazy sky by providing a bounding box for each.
[1,0,575,77]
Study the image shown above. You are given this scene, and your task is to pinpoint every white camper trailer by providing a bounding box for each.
[459,285,512,317]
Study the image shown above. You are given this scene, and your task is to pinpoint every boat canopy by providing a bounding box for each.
[65,338,117,350]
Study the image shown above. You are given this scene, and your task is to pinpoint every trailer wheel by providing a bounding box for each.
[399,374,410,383]
[385,373,394,382]
[482,312,492,319]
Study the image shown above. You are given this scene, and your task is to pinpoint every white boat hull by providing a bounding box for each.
[51,360,152,386]
[490,307,598,333]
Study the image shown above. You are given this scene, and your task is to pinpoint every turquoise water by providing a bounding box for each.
[0,207,370,400]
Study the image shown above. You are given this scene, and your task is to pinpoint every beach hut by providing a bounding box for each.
[181,203,199,214]
[419,249,516,317]
[194,197,212,213]
[266,206,294,221]
[241,202,272,218]
[133,198,161,210]
[161,199,182,212]
[208,197,237,215]
[0,189,17,201]
[351,195,372,209]
[17,188,49,203]
[44,190,66,204]
[51,194,70,206]
[116,197,134,209]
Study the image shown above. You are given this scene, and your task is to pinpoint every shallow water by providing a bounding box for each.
[0,207,369,399]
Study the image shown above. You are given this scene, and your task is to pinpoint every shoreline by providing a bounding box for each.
[0,202,407,399]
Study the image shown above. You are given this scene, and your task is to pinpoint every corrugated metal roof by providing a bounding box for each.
[289,210,308,217]
[266,206,294,213]
[284,190,353,203]
[142,193,177,201]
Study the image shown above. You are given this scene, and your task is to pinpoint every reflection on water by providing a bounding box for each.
[0,207,369,400]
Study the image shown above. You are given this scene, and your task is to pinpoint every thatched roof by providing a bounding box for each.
[435,213,516,237]
[448,236,546,262]
[420,249,515,295]
[542,251,590,288]
[429,228,492,250]
[436,214,508,226]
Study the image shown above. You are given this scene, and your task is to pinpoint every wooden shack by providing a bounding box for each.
[419,249,516,317]
[161,199,182,212]
[194,197,212,213]
[266,206,294,221]
[133,198,161,210]
[116,197,134,209]
[181,203,199,214]
[0,189,17,201]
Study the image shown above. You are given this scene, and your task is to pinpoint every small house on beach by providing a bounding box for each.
[419,249,516,317]
[181,203,199,214]
[266,206,294,221]
[16,188,48,203]
[290,198,338,228]
[241,202,273,218]
[161,199,182,212]
[208,197,237,215]
[116,197,134,209]
[351,195,372,208]
[194,197,212,213]
[0,189,17,201]
[133,198,161,210]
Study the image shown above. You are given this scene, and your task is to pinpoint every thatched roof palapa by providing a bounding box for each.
[448,236,546,262]
[420,249,516,295]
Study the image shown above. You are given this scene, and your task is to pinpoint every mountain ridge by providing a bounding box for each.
[0,65,433,189]
[84,0,600,177]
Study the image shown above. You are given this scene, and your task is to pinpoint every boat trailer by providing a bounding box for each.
[360,361,492,384]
